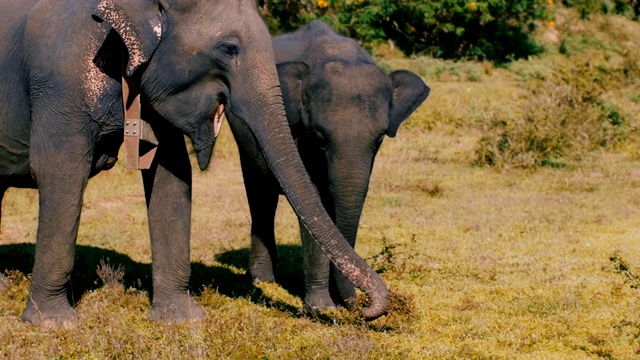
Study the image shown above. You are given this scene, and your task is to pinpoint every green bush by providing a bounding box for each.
[259,0,551,63]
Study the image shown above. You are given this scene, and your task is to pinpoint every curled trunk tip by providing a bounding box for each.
[359,272,390,320]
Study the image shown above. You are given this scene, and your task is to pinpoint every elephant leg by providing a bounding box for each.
[247,191,279,283]
[0,186,7,292]
[21,131,92,327]
[240,152,279,283]
[0,185,5,231]
[299,220,335,311]
[142,128,204,323]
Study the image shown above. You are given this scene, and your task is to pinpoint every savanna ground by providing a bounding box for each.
[3,9,640,359]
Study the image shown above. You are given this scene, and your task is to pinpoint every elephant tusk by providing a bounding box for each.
[212,103,225,138]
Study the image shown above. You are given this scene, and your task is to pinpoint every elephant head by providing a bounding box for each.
[93,0,389,319]
[283,64,429,243]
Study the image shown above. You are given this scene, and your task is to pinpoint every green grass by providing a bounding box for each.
[3,8,640,359]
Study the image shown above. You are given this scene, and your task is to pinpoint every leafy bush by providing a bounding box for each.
[259,0,551,63]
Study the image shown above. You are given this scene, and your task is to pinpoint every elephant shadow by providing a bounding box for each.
[215,244,306,300]
[0,243,305,315]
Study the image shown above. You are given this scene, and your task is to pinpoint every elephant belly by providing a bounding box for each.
[0,140,33,189]
[0,48,32,185]
[0,90,32,188]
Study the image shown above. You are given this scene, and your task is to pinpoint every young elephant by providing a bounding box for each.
[230,20,429,311]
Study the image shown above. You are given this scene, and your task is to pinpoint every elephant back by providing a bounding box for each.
[272,20,374,68]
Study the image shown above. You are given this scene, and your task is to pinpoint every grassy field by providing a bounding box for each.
[2,9,640,359]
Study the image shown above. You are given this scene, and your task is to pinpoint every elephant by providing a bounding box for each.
[0,1,389,327]
[231,20,429,311]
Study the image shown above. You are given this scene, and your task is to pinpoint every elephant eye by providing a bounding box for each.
[218,43,238,57]
[214,38,240,59]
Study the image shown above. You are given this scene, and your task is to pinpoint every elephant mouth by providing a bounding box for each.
[192,100,225,171]
[211,102,225,138]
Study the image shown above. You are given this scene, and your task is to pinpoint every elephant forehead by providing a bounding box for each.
[306,96,389,136]
[175,10,246,55]
[317,62,391,98]
[305,68,391,132]
[182,0,249,29]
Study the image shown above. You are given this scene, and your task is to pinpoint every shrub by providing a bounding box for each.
[259,0,552,63]
[474,51,636,169]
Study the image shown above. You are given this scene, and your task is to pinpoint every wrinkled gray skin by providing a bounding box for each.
[232,20,429,311]
[0,1,388,327]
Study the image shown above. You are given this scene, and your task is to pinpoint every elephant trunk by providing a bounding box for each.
[328,146,376,238]
[328,154,374,303]
[331,169,372,246]
[236,70,389,319]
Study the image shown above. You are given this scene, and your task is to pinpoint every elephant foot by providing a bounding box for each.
[247,267,275,283]
[248,244,278,283]
[20,296,78,328]
[304,290,337,312]
[149,294,205,323]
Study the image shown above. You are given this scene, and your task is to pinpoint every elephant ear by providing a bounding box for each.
[276,61,310,132]
[387,70,430,138]
[94,0,163,76]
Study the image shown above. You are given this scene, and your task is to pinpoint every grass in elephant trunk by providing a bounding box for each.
[2,11,640,357]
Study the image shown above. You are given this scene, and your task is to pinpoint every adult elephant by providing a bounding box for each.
[0,1,388,327]
[232,20,429,311]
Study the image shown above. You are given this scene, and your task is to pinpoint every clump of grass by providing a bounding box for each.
[366,236,398,274]
[610,251,640,295]
[609,252,640,355]
[96,258,125,287]
[300,236,417,331]
[613,319,640,352]
[356,290,417,333]
[300,235,416,330]
[303,289,417,334]
[418,181,445,197]
[2,270,29,302]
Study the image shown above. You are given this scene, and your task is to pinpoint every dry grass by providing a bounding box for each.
[3,10,640,359]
